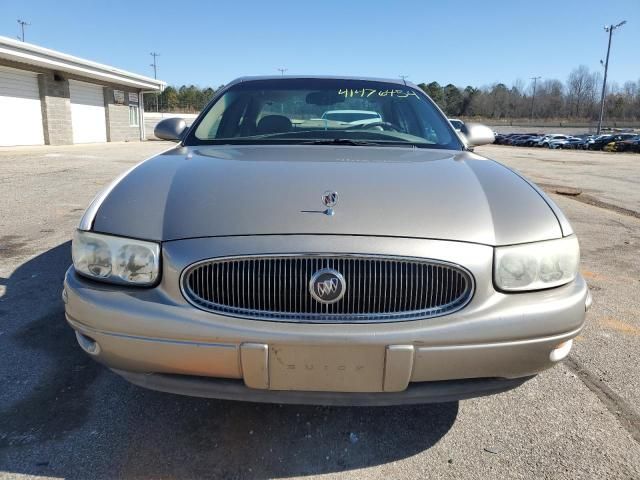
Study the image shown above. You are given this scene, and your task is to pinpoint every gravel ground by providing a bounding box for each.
[0,141,638,479]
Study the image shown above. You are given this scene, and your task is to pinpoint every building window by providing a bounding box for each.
[129,105,139,126]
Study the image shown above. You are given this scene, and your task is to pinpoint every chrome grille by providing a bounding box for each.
[181,255,474,323]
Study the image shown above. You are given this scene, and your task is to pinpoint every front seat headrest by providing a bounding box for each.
[256,115,292,135]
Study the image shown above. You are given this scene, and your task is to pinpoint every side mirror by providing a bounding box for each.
[461,123,495,147]
[154,117,188,142]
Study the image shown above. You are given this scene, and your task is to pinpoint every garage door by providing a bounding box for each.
[0,66,45,146]
[69,80,106,143]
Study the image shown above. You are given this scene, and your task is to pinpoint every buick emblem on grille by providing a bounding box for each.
[309,268,346,304]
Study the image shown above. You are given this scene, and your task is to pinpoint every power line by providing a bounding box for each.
[597,20,626,135]
[17,19,30,42]
[529,76,541,119]
[277,68,288,76]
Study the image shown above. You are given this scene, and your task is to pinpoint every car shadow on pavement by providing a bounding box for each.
[0,242,459,479]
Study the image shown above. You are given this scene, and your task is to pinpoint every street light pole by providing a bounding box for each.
[277,68,288,76]
[529,76,541,120]
[596,20,626,135]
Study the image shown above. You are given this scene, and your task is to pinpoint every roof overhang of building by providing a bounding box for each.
[0,36,166,91]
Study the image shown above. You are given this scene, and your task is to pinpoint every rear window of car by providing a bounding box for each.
[322,112,380,122]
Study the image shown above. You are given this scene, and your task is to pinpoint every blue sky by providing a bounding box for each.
[2,0,638,90]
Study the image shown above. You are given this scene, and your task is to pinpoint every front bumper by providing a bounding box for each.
[63,235,589,405]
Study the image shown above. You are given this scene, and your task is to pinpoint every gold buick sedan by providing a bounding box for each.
[63,76,590,405]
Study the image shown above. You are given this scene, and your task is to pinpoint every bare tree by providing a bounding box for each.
[535,79,564,118]
[566,65,596,117]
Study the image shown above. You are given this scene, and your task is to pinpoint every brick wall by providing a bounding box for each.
[38,72,73,145]
[104,86,142,142]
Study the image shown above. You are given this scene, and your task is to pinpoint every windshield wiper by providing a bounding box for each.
[301,138,380,146]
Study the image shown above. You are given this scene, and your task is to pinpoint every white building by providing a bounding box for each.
[0,36,166,146]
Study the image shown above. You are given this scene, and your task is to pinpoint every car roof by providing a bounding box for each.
[227,75,416,88]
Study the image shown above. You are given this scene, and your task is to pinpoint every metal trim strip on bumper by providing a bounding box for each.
[112,368,534,406]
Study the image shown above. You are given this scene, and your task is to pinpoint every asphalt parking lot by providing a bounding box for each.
[1,141,639,479]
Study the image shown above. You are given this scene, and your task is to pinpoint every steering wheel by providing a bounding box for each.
[355,121,403,132]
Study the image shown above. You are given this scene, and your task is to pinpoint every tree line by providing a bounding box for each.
[143,84,224,113]
[146,66,640,123]
[418,65,640,122]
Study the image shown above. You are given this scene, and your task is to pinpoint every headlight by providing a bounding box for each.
[72,230,160,286]
[494,236,579,292]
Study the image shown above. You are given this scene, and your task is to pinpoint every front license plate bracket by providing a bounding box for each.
[268,345,386,392]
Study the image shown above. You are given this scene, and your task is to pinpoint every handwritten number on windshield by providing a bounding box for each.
[338,88,419,99]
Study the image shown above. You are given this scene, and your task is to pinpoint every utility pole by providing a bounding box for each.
[150,52,160,112]
[277,68,287,76]
[150,52,160,79]
[17,19,30,42]
[597,20,626,135]
[399,75,409,85]
[529,76,541,120]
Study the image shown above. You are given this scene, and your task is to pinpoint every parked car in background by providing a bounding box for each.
[511,135,536,146]
[504,133,538,146]
[449,118,465,132]
[495,133,525,145]
[538,134,568,148]
[64,75,588,405]
[549,136,580,149]
[559,137,586,149]
[578,134,594,144]
[573,136,593,150]
[321,110,382,125]
[493,130,639,153]
[628,138,640,153]
[611,135,640,152]
[501,134,520,146]
[585,135,606,149]
[523,135,545,146]
[494,133,521,145]
[510,134,544,147]
[588,133,636,151]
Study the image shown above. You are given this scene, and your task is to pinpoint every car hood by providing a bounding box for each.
[91,145,563,246]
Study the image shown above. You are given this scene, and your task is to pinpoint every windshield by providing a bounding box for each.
[186,78,461,149]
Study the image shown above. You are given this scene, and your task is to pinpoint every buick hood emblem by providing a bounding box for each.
[309,268,346,304]
[322,191,338,208]
[322,191,338,216]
